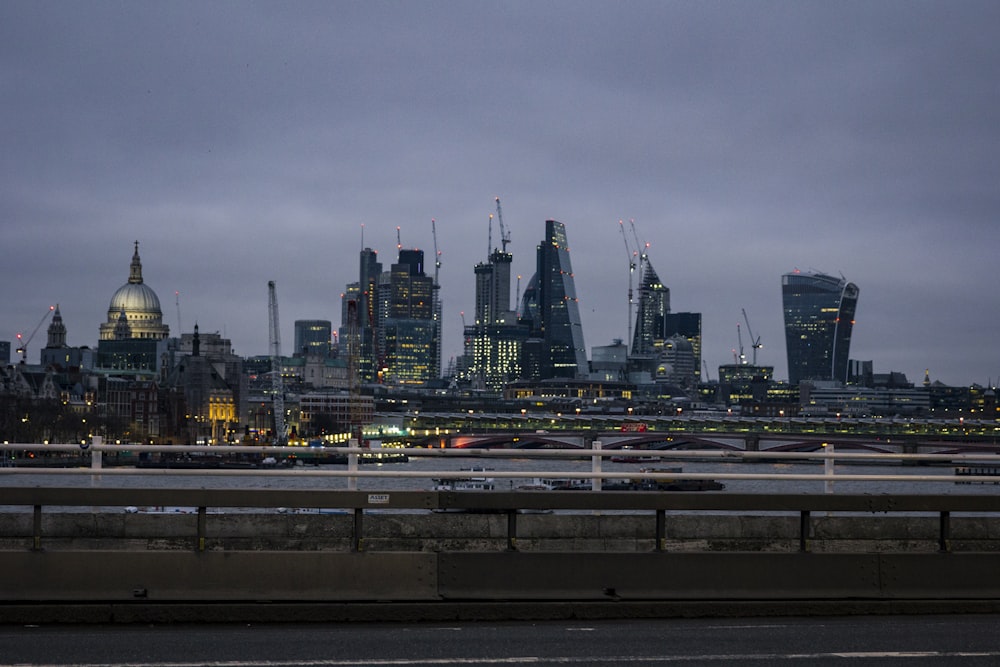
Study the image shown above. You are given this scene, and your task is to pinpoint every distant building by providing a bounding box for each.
[631,259,670,355]
[294,320,332,358]
[662,312,702,385]
[40,305,90,371]
[465,241,529,390]
[782,270,859,386]
[95,242,170,376]
[519,220,588,379]
[377,249,439,386]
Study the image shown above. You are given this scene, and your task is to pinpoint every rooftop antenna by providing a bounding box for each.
[360,223,365,249]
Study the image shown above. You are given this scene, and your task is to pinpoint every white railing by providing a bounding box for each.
[3,438,1000,490]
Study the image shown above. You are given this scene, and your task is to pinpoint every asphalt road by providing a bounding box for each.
[3,615,1000,666]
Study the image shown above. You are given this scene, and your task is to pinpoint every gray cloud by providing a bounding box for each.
[2,1,999,386]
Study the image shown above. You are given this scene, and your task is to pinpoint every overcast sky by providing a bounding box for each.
[3,1,999,387]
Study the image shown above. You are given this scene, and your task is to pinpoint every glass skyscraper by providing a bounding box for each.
[525,220,588,379]
[782,270,860,386]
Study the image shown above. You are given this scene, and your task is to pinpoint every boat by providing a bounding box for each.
[433,467,496,491]
[609,447,663,464]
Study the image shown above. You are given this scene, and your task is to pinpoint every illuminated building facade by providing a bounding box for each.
[782,270,860,385]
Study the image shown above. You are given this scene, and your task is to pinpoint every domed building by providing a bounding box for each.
[99,242,170,341]
[96,242,170,377]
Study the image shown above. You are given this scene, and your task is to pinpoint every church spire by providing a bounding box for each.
[128,240,144,284]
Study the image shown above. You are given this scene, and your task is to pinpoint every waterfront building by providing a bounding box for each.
[519,220,588,380]
[781,270,859,386]
[294,320,332,358]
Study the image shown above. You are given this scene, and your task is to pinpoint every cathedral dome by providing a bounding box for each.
[109,281,162,315]
[99,242,170,341]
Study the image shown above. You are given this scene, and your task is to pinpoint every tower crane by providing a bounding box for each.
[742,308,763,366]
[431,219,442,285]
[494,196,511,253]
[431,218,443,379]
[619,220,638,351]
[736,323,746,365]
[15,305,55,364]
[267,281,287,445]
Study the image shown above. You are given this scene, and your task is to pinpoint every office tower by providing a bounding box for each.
[782,270,860,385]
[340,248,382,383]
[631,259,670,355]
[467,245,528,391]
[521,220,588,379]
[379,248,439,385]
[662,312,702,384]
[294,320,332,358]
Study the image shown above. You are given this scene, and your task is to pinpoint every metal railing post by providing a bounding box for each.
[591,440,602,492]
[347,443,358,491]
[799,510,811,552]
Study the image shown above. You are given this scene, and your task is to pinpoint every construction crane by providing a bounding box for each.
[15,305,55,364]
[494,196,511,253]
[396,226,402,252]
[431,218,443,379]
[736,323,746,365]
[619,220,638,350]
[431,219,442,284]
[742,308,763,366]
[267,281,287,445]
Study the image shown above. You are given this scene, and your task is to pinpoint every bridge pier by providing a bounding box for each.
[745,434,760,452]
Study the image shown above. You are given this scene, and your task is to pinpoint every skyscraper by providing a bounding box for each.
[782,270,860,385]
[378,248,438,386]
[340,248,382,383]
[631,258,670,356]
[467,246,528,390]
[521,220,588,379]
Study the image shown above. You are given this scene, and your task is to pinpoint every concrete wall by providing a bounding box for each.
[2,511,999,553]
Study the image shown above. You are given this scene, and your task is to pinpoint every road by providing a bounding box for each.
[3,615,1000,665]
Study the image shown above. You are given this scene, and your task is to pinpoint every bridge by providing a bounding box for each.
[387,411,1000,456]
[3,441,1000,622]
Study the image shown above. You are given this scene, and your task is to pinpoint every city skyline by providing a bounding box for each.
[3,3,999,387]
